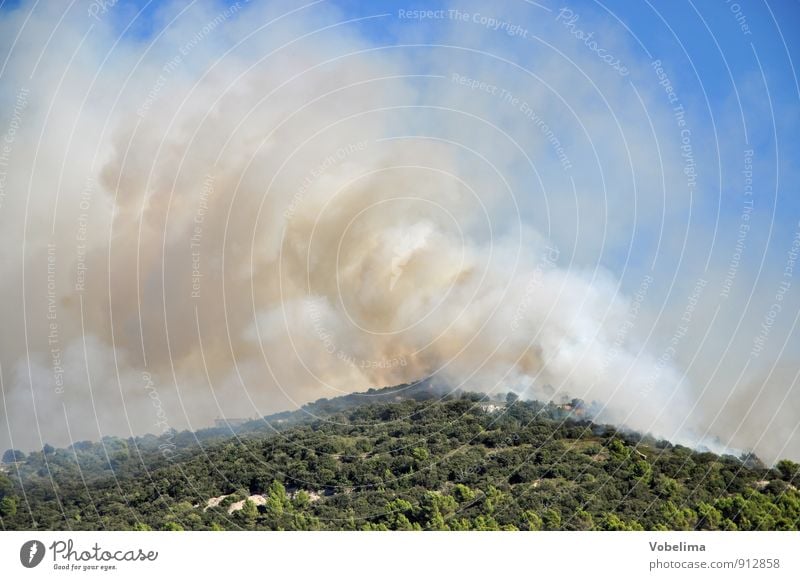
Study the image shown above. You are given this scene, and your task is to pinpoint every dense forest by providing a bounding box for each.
[2,381,799,531]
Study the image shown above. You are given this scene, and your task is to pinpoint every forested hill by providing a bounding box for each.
[1,381,799,531]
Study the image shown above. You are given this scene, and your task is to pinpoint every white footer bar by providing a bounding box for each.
[1,531,798,579]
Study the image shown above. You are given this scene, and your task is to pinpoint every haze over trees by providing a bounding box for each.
[2,383,799,531]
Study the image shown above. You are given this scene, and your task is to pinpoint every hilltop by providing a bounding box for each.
[1,381,799,531]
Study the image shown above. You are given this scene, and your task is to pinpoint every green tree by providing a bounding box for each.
[240,499,258,522]
[131,522,152,531]
[162,522,183,531]
[775,460,800,483]
[572,509,594,531]
[0,474,12,498]
[523,510,543,531]
[2,449,25,463]
[292,490,310,510]
[697,502,722,530]
[411,447,429,461]
[542,508,561,530]
[384,498,419,530]
[0,496,17,517]
[264,481,290,518]
[452,484,475,503]
[598,513,642,531]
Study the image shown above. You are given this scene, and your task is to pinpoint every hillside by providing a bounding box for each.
[1,382,799,531]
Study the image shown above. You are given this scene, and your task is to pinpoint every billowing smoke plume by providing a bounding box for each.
[0,1,797,463]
